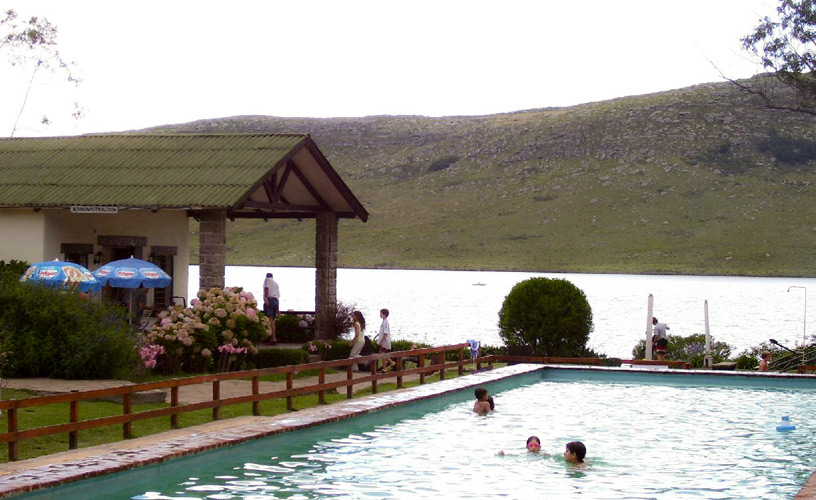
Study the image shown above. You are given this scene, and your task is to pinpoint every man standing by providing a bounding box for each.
[652,316,669,361]
[263,272,280,344]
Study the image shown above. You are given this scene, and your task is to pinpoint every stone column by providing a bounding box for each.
[198,210,226,291]
[315,211,338,340]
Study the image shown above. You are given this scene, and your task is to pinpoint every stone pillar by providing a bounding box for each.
[198,210,226,291]
[315,211,338,340]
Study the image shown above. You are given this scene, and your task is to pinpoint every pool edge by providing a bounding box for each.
[0,364,543,498]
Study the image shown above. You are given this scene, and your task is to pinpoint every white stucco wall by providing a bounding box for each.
[0,209,46,263]
[0,208,190,302]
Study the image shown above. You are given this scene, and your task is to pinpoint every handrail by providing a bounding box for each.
[0,343,470,461]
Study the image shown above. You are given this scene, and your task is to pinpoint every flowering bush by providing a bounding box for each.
[217,343,248,372]
[145,287,272,373]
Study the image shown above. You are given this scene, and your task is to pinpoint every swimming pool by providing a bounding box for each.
[11,368,816,499]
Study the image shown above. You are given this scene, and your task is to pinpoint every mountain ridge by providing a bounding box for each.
[148,77,816,277]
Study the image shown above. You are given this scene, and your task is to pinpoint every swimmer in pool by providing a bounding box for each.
[498,435,541,456]
[473,387,492,414]
[564,441,586,466]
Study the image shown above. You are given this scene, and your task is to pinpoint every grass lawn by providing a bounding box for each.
[0,365,488,463]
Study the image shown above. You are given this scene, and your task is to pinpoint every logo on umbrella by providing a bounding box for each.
[141,269,161,279]
[37,267,60,279]
[114,269,137,279]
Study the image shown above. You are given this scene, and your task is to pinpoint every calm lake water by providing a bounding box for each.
[188,266,816,359]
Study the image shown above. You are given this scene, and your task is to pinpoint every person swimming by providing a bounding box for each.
[564,441,586,465]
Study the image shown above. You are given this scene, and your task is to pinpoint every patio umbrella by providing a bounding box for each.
[94,257,172,323]
[93,257,171,289]
[19,259,101,293]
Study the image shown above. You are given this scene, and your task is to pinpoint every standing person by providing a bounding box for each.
[759,350,772,372]
[374,308,394,372]
[652,317,670,361]
[349,311,366,371]
[263,272,279,344]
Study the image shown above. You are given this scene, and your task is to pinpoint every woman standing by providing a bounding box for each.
[349,311,366,369]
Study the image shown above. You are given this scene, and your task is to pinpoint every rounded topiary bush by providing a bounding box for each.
[498,277,593,357]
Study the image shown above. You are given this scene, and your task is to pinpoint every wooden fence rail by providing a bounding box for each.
[0,343,471,461]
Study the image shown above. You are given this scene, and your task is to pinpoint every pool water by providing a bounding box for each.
[18,370,816,499]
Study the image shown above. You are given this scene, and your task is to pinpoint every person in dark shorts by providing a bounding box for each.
[652,316,670,360]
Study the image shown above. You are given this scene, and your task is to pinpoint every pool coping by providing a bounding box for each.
[0,364,543,498]
[1,363,815,499]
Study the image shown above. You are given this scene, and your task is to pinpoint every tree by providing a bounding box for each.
[739,0,816,115]
[498,277,593,357]
[0,9,82,136]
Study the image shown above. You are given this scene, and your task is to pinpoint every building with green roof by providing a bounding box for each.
[0,133,368,338]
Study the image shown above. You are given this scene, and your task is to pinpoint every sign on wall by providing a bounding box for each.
[70,206,119,214]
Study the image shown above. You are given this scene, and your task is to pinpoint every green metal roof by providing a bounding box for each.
[0,134,368,220]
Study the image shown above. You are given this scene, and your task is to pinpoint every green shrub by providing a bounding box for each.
[0,260,28,286]
[275,313,315,343]
[631,333,732,367]
[249,347,309,368]
[333,301,356,339]
[0,282,138,379]
[498,277,593,357]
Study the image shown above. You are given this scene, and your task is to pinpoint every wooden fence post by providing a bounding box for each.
[170,387,179,428]
[69,400,78,450]
[123,393,133,439]
[212,380,221,420]
[252,376,260,416]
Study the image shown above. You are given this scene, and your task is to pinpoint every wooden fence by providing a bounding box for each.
[0,343,474,461]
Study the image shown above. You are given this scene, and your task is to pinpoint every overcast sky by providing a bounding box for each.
[1,0,777,137]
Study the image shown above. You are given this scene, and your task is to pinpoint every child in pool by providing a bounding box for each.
[473,387,492,414]
[564,441,586,466]
[498,435,541,456]
[759,351,772,372]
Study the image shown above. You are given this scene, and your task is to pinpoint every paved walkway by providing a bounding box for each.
[2,369,417,405]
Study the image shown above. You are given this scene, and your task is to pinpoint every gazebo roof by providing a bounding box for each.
[0,133,368,221]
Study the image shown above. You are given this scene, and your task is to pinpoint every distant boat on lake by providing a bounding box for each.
[472,282,487,286]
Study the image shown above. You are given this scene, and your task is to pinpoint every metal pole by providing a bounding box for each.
[645,294,654,360]
[704,300,713,368]
[788,286,807,366]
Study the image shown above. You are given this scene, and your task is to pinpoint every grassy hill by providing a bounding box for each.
[149,77,816,277]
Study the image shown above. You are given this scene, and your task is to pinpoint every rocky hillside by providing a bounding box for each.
[150,77,816,276]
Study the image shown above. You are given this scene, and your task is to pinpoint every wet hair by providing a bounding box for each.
[380,308,389,317]
[566,441,586,462]
[474,387,488,400]
[526,436,541,446]
[352,311,366,330]
[266,272,273,278]
[652,317,658,325]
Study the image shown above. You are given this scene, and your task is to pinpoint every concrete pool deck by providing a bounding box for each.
[0,364,541,498]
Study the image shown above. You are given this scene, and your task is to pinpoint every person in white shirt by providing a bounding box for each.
[263,272,280,344]
[374,308,394,371]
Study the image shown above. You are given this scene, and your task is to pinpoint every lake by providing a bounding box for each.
[188,266,816,359]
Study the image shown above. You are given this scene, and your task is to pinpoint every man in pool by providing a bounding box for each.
[473,387,492,414]
[564,441,586,465]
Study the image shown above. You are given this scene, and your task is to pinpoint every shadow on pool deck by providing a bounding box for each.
[0,364,538,498]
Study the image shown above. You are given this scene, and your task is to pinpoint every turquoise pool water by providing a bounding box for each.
[16,369,816,499]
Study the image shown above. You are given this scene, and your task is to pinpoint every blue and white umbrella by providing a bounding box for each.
[19,259,102,293]
[93,257,171,289]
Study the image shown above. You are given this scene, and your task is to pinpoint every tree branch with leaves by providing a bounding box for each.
[736,0,816,115]
[0,9,82,136]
